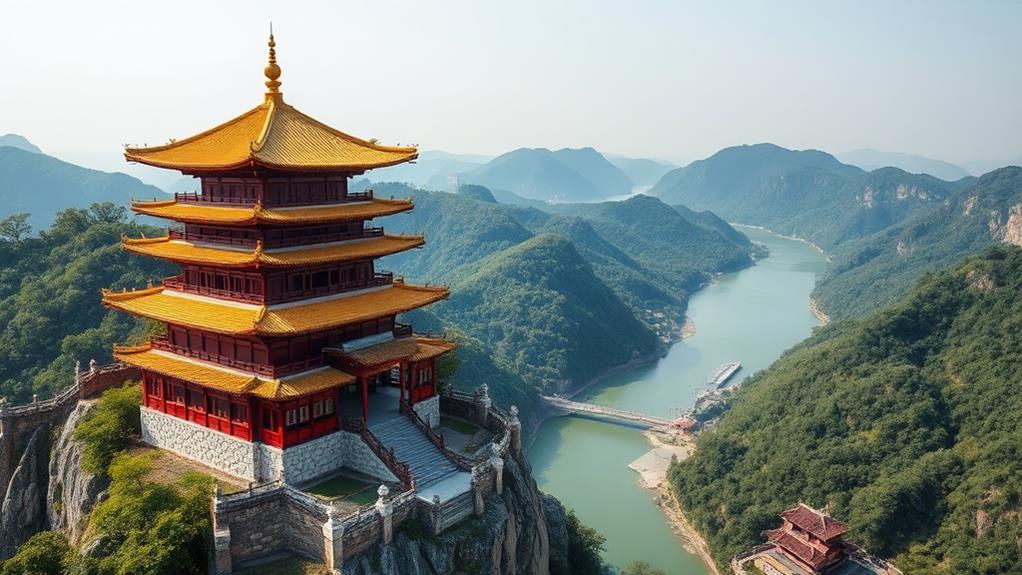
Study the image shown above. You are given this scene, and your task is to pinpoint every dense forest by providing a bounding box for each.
[670,246,1022,573]
[813,167,1022,320]
[649,143,972,249]
[0,204,169,402]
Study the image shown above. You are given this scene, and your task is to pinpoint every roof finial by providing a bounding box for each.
[264,24,282,96]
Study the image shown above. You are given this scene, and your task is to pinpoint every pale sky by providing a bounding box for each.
[3,0,1020,175]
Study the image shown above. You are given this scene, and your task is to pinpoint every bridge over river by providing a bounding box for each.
[542,396,679,430]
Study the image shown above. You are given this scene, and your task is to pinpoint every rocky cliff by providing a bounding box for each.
[0,424,50,558]
[0,400,104,560]
[343,455,565,575]
[47,401,107,544]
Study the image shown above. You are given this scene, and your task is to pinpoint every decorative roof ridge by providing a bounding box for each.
[101,285,165,301]
[274,103,418,155]
[121,234,171,246]
[124,104,268,156]
[111,342,153,354]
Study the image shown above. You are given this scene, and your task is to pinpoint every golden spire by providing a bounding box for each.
[264,24,282,96]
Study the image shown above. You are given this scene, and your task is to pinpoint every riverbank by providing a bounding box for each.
[732,223,829,258]
[631,430,719,575]
[809,297,831,325]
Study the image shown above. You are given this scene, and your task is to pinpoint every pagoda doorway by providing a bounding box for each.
[338,364,408,425]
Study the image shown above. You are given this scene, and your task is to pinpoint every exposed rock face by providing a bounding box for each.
[0,425,50,558]
[343,455,559,575]
[541,495,569,574]
[48,401,107,544]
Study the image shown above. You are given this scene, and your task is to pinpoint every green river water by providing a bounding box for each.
[527,226,830,574]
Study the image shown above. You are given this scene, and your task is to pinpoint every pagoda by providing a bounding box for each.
[764,504,850,573]
[103,34,454,484]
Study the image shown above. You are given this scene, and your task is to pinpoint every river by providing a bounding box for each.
[527,226,829,574]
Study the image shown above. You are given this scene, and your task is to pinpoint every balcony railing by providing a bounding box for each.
[173,189,374,207]
[150,337,324,377]
[162,272,395,305]
[165,227,384,249]
[393,323,413,339]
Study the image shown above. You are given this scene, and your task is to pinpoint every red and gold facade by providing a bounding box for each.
[104,34,453,450]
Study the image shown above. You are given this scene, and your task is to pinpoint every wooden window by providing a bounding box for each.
[231,403,248,424]
[313,398,335,419]
[262,409,279,430]
[172,385,186,404]
[146,378,161,397]
[212,398,229,419]
[189,389,205,411]
[299,405,310,423]
[285,408,298,427]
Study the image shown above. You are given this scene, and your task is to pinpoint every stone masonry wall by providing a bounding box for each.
[413,395,440,428]
[140,408,257,480]
[279,429,398,486]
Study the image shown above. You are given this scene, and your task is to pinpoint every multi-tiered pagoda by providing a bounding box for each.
[103,34,454,483]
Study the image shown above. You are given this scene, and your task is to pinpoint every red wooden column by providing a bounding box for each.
[360,376,369,422]
[398,361,407,412]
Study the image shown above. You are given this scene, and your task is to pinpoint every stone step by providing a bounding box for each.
[367,416,459,488]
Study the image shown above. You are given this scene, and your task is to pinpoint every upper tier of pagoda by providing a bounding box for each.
[130,196,414,226]
[123,35,417,174]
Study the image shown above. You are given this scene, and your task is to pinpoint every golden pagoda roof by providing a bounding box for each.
[123,34,417,173]
[130,197,414,226]
[329,336,455,370]
[115,343,354,399]
[102,282,449,336]
[122,234,425,268]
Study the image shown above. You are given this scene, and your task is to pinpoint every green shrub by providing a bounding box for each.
[1,531,71,575]
[565,509,605,575]
[72,384,141,476]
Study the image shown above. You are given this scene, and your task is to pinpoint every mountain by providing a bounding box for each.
[961,155,1022,177]
[671,246,1022,572]
[813,167,1022,320]
[366,150,487,189]
[0,134,42,154]
[605,155,676,187]
[650,143,969,248]
[838,149,971,181]
[457,147,631,202]
[439,234,660,392]
[0,147,165,229]
[456,183,497,203]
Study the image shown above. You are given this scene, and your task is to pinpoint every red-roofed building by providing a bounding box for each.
[766,504,849,573]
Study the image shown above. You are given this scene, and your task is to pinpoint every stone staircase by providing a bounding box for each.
[368,416,459,488]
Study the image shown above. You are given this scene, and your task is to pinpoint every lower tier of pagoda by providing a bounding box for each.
[118,334,453,449]
[102,280,449,336]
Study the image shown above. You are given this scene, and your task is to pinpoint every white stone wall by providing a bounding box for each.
[140,408,257,480]
[279,429,398,486]
[141,408,400,485]
[414,395,440,429]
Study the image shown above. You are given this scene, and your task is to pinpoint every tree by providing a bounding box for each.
[0,213,31,243]
[621,562,668,575]
[565,509,606,575]
[0,531,71,575]
[89,202,128,224]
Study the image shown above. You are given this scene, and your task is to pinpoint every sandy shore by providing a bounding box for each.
[680,316,697,340]
[809,297,831,325]
[627,431,720,575]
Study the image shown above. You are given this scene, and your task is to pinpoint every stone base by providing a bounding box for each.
[413,395,440,429]
[141,408,398,485]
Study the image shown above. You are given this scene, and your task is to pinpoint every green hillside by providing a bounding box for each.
[439,235,660,392]
[814,167,1022,320]
[0,146,165,228]
[0,204,170,402]
[670,246,1022,573]
[650,143,966,248]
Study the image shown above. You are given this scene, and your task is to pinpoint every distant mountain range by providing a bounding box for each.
[813,166,1022,319]
[838,149,971,181]
[0,134,42,154]
[0,139,165,229]
[649,143,974,249]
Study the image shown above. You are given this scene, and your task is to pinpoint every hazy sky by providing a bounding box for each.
[4,0,1020,171]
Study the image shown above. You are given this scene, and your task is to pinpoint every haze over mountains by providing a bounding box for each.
[837,149,972,181]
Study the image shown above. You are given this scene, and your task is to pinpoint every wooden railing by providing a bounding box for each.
[150,337,323,377]
[166,226,384,249]
[161,271,394,305]
[174,189,374,207]
[404,407,473,471]
[392,323,413,339]
[341,417,414,489]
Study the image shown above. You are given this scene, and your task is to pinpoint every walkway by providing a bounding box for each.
[542,395,675,430]
[367,407,461,491]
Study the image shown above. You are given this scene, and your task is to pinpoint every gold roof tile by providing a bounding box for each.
[123,98,417,173]
[102,282,449,336]
[130,197,414,226]
[115,343,354,399]
[328,336,455,370]
[122,234,424,268]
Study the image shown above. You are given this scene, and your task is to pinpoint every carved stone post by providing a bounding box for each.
[488,442,505,496]
[431,494,443,535]
[471,466,485,516]
[323,506,345,573]
[89,358,97,374]
[75,360,81,386]
[375,484,394,544]
[213,526,232,574]
[475,383,491,428]
[508,405,522,456]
